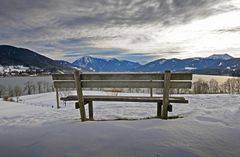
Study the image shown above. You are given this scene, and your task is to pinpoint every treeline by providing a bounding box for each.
[124,78,240,95]
[1,78,240,101]
[192,78,240,94]
[0,81,55,100]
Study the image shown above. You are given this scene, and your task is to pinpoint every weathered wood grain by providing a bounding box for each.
[52,72,192,81]
[55,88,60,109]
[161,71,171,119]
[60,95,188,103]
[74,70,86,121]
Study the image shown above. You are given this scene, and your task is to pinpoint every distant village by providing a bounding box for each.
[0,66,52,77]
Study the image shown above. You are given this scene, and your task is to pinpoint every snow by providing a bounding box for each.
[0,91,240,157]
[0,65,30,73]
[207,54,233,60]
[185,66,196,70]
[226,66,231,70]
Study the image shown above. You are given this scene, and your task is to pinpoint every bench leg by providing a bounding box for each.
[75,102,79,109]
[88,101,94,120]
[157,102,162,118]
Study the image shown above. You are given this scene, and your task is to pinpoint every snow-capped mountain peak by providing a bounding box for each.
[207,54,233,60]
[72,56,141,72]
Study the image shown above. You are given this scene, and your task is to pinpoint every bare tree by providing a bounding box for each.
[208,79,219,94]
[236,78,240,94]
[37,81,43,93]
[0,85,6,98]
[8,85,14,97]
[14,86,22,102]
[42,81,50,93]
[193,79,209,94]
[24,81,34,95]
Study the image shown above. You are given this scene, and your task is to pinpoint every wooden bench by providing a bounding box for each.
[52,70,192,121]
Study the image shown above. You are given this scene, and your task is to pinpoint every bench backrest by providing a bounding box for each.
[52,71,192,89]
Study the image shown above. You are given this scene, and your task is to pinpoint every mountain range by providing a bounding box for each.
[0,45,240,76]
[72,56,141,72]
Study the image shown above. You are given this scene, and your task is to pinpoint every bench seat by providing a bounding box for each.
[60,95,188,103]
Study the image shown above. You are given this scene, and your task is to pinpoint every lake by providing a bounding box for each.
[0,76,53,88]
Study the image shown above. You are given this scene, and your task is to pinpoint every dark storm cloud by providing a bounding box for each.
[53,0,223,27]
[0,0,238,62]
[0,0,225,31]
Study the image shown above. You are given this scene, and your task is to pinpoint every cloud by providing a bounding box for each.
[0,0,240,62]
[216,27,240,33]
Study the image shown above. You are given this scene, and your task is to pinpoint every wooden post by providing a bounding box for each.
[161,70,171,119]
[150,80,153,97]
[74,70,86,121]
[88,101,94,120]
[56,88,60,109]
[157,102,162,118]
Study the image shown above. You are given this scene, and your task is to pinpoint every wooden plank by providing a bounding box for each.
[171,73,192,80]
[81,81,191,88]
[53,81,75,88]
[52,73,192,81]
[170,81,192,88]
[81,73,192,81]
[52,74,74,80]
[88,101,94,120]
[54,80,191,89]
[161,71,171,119]
[82,73,163,80]
[84,96,188,103]
[60,95,188,103]
[82,80,162,88]
[74,70,86,122]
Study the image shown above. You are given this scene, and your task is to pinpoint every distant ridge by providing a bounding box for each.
[71,54,240,76]
[72,56,141,72]
[0,45,73,72]
[207,54,233,60]
[0,45,240,76]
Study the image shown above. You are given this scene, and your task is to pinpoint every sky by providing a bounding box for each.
[0,0,240,63]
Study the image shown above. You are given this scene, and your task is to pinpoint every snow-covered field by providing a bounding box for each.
[0,91,240,157]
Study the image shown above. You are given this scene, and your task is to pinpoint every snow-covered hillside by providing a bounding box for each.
[0,91,240,157]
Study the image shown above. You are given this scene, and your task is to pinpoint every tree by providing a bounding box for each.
[14,86,22,102]
[8,85,14,97]
[193,79,209,94]
[235,78,240,94]
[222,79,237,94]
[37,81,43,93]
[0,85,6,98]
[24,81,35,95]
[42,81,51,93]
[208,79,219,94]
